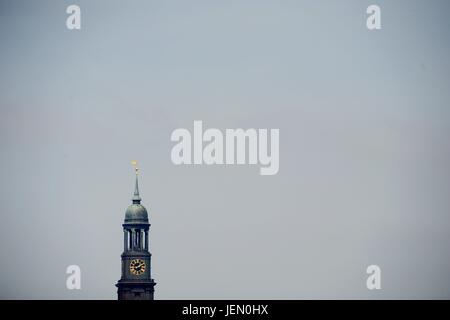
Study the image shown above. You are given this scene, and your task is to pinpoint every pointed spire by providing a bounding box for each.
[131,160,141,204]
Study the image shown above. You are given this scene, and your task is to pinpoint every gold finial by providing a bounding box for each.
[131,160,139,175]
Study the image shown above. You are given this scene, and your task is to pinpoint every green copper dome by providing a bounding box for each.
[125,203,148,223]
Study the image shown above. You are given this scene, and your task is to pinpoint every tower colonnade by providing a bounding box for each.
[123,228,149,251]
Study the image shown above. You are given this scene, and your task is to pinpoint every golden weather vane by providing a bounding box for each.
[131,160,139,175]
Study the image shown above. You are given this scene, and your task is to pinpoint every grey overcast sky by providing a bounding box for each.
[0,0,450,299]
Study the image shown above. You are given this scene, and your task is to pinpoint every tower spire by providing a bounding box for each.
[131,160,141,204]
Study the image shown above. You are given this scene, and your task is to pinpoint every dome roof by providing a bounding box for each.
[125,203,149,223]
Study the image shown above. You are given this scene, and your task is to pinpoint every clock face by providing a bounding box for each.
[129,259,146,275]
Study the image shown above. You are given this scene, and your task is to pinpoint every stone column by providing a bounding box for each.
[145,230,149,251]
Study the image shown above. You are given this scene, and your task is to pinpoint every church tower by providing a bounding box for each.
[116,162,156,300]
